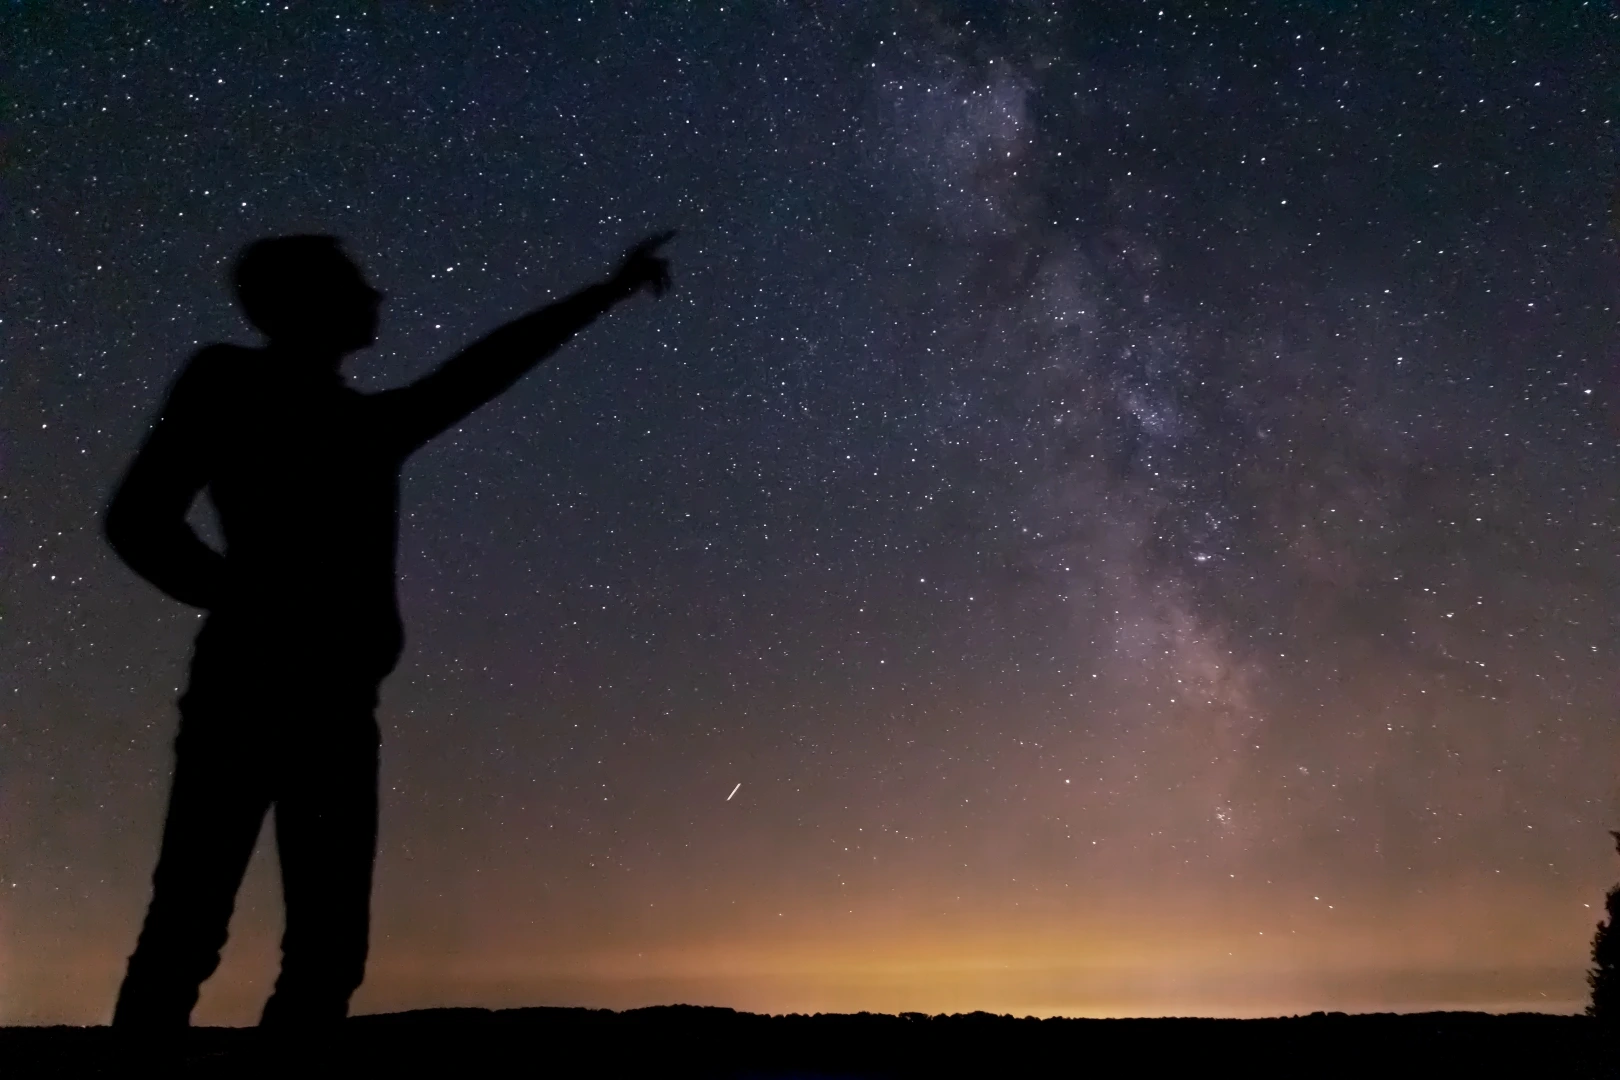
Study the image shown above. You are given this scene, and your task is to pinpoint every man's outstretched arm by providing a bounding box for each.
[104,352,227,609]
[380,231,673,451]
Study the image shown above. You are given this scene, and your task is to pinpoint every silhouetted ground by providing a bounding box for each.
[3,1005,1608,1078]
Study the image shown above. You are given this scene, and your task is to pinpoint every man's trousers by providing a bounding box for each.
[113,681,381,1030]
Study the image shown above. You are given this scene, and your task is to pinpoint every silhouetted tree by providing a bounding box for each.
[1588,831,1620,1030]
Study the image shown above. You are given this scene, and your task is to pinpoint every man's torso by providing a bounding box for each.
[190,345,409,683]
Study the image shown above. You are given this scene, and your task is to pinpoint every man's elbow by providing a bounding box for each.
[103,494,147,564]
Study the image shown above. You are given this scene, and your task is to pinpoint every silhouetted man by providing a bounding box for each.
[106,230,674,1030]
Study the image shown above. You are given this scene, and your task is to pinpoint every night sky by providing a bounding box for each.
[4,2,1618,1025]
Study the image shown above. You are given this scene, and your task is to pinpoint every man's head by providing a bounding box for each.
[233,235,383,358]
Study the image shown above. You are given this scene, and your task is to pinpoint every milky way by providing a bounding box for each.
[3,3,1617,1023]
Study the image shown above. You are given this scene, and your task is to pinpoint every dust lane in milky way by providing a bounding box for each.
[2,3,1616,1024]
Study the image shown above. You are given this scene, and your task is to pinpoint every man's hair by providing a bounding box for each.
[232,234,356,338]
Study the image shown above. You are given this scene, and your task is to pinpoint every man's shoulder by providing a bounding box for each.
[186,342,262,376]
[171,343,264,397]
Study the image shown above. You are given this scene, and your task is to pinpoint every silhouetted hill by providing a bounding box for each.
[2,1005,1602,1078]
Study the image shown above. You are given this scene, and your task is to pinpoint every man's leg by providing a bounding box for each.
[259,714,380,1028]
[114,717,272,1029]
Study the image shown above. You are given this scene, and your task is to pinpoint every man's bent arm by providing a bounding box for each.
[379,276,633,452]
[104,356,226,609]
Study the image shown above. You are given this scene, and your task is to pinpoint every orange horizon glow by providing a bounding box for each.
[5,871,1598,1026]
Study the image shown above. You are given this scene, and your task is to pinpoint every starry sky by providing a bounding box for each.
[3,1,1618,1025]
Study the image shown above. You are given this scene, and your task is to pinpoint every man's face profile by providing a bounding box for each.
[234,235,384,360]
